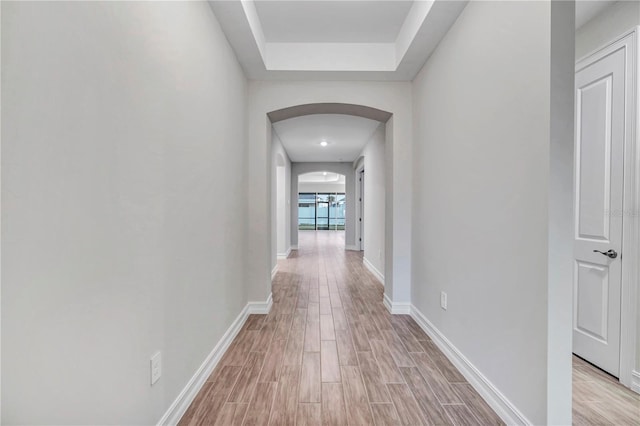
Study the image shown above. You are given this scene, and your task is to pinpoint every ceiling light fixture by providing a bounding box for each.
[320,141,328,147]
[323,172,327,176]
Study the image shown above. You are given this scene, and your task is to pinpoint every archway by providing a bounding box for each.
[267,103,394,303]
[246,84,413,317]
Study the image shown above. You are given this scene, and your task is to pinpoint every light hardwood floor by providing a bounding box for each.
[179,231,503,425]
[572,355,640,425]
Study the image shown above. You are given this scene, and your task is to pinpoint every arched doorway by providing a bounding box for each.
[246,86,413,318]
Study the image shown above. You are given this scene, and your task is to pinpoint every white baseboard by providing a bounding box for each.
[157,305,249,425]
[363,257,384,285]
[345,245,359,251]
[383,293,411,314]
[271,264,278,281]
[248,293,273,314]
[410,305,530,425]
[157,294,273,425]
[277,247,291,260]
[632,370,640,394]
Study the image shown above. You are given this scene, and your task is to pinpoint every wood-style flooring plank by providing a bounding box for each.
[214,403,248,426]
[411,352,462,404]
[320,314,336,340]
[370,339,404,384]
[258,339,285,383]
[269,365,300,425]
[242,382,277,426]
[341,365,375,425]
[304,319,321,352]
[371,403,402,426]
[299,352,321,403]
[357,351,391,403]
[443,404,481,426]
[387,383,426,425]
[320,340,341,382]
[228,352,265,403]
[335,329,358,366]
[401,366,451,425]
[296,403,322,426]
[321,383,348,426]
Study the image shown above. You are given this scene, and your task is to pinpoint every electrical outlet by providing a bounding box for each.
[150,351,162,385]
[440,292,447,310]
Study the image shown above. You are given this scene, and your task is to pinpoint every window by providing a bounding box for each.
[298,192,346,230]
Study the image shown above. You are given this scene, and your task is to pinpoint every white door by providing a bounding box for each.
[573,46,626,377]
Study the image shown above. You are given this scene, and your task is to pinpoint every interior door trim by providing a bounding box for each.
[576,27,639,390]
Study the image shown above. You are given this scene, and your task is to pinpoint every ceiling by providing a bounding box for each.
[254,1,413,43]
[575,0,617,29]
[207,0,468,80]
[273,114,380,162]
[299,172,346,183]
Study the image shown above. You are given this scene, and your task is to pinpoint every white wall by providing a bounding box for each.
[411,1,572,423]
[359,124,386,280]
[248,81,413,309]
[298,182,346,193]
[1,2,248,424]
[576,1,640,59]
[271,131,291,267]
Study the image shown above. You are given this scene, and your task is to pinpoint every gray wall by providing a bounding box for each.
[359,123,386,277]
[271,131,292,269]
[411,1,573,423]
[1,2,248,424]
[576,0,640,59]
[298,182,346,193]
[291,163,356,248]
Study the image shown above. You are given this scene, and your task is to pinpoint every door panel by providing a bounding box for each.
[573,47,625,377]
[576,75,612,241]
[575,261,609,342]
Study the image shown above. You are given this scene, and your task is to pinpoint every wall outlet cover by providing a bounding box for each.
[151,351,162,385]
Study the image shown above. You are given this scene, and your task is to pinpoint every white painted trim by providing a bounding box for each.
[363,256,384,285]
[247,293,273,315]
[157,305,249,426]
[290,245,298,250]
[410,305,531,426]
[345,245,359,251]
[383,293,411,315]
[277,247,291,260]
[576,27,639,389]
[157,292,273,425]
[631,370,640,394]
[271,264,278,281]
[355,165,365,252]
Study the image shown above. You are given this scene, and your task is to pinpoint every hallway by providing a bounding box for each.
[179,232,503,425]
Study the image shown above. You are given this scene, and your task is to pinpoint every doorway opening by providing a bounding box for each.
[267,103,393,295]
[297,172,346,231]
[358,168,364,251]
[570,7,640,423]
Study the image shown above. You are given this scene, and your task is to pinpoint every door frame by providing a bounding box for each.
[356,166,365,251]
[576,27,639,390]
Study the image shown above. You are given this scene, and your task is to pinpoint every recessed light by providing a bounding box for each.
[320,141,328,147]
[323,172,327,176]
